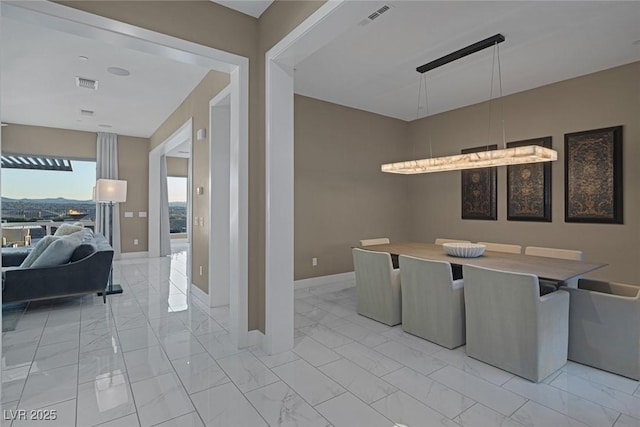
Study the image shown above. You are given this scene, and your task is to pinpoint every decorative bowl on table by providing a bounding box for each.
[442,243,486,258]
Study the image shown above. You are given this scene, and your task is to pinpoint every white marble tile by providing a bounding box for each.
[80,327,120,354]
[551,372,640,420]
[182,317,225,337]
[432,347,515,386]
[300,308,343,326]
[40,323,80,346]
[272,359,346,406]
[131,372,194,426]
[114,313,149,331]
[430,366,527,416]
[614,414,640,427]
[31,340,80,373]
[76,372,136,427]
[12,397,77,427]
[158,330,207,360]
[454,403,525,427]
[315,392,391,427]
[292,336,341,367]
[249,346,300,369]
[117,326,160,353]
[333,341,402,377]
[382,367,475,419]
[2,365,30,406]
[171,352,230,394]
[374,340,447,376]
[294,300,316,314]
[123,345,174,383]
[313,303,355,318]
[19,364,78,410]
[154,412,204,427]
[298,324,353,349]
[294,313,317,328]
[245,381,330,427]
[196,331,243,360]
[78,347,127,385]
[329,321,390,347]
[512,401,590,427]
[371,390,460,427]
[149,317,190,338]
[2,340,38,371]
[319,358,397,404]
[2,327,42,347]
[503,375,619,427]
[190,382,267,427]
[93,413,140,427]
[217,351,279,393]
[382,328,444,355]
[341,314,392,333]
[562,361,639,395]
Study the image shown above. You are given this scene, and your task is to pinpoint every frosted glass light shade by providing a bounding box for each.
[381,145,557,174]
[95,179,127,203]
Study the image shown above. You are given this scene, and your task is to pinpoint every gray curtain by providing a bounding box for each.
[159,155,171,256]
[96,132,122,259]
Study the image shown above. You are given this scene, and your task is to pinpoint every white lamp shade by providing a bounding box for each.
[95,179,127,203]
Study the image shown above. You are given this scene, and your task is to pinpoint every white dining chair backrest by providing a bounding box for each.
[435,238,471,245]
[525,246,583,261]
[478,242,522,254]
[360,238,390,246]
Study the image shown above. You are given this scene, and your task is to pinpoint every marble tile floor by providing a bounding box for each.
[2,250,640,426]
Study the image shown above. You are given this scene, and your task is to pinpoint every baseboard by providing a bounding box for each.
[294,271,355,289]
[190,283,209,305]
[245,329,264,348]
[120,251,149,259]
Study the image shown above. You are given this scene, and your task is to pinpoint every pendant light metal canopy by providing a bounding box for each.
[382,33,558,174]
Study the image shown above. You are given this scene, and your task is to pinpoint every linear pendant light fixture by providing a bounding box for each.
[382,34,557,174]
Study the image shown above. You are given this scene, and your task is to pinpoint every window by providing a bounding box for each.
[167,176,187,233]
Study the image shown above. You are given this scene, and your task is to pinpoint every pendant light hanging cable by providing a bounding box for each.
[423,74,433,158]
[497,43,506,149]
[486,42,497,151]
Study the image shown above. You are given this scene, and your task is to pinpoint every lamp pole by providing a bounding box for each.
[106,200,123,295]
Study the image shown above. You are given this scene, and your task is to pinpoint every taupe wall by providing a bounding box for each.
[150,71,230,294]
[166,157,188,177]
[294,95,411,279]
[1,124,150,253]
[406,62,640,283]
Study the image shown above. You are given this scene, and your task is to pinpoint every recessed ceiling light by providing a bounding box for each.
[79,56,89,61]
[98,124,113,128]
[107,67,130,76]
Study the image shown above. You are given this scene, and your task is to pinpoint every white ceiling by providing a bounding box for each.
[210,0,273,18]
[1,17,210,138]
[294,1,640,121]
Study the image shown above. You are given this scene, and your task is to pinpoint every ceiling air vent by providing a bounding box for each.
[80,109,95,116]
[359,4,392,26]
[76,76,99,90]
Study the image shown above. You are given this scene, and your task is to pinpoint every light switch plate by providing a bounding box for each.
[138,212,147,218]
[124,211,133,218]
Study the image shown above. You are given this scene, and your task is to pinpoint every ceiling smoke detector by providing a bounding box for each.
[76,76,99,90]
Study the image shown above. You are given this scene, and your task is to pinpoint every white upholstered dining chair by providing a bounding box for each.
[352,248,401,326]
[477,242,522,254]
[463,264,569,382]
[561,279,640,380]
[524,246,583,261]
[435,238,471,245]
[360,238,390,246]
[399,255,465,349]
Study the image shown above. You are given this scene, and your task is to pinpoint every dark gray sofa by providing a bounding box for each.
[2,231,114,304]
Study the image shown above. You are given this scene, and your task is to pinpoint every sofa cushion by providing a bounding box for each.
[70,242,97,262]
[30,231,85,268]
[54,223,84,236]
[20,236,60,268]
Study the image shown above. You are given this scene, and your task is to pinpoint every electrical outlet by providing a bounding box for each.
[312,257,318,267]
[133,239,139,245]
[199,266,203,276]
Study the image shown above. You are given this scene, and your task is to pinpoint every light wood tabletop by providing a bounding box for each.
[358,242,607,282]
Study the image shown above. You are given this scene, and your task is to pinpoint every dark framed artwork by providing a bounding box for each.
[507,137,552,222]
[461,145,497,220]
[565,126,623,224]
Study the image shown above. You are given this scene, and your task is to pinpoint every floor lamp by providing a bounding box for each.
[96,178,127,295]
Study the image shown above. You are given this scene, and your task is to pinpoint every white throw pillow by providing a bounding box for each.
[31,231,84,268]
[54,223,84,236]
[20,236,61,268]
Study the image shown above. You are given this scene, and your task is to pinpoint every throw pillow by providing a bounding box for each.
[20,235,60,268]
[31,231,84,268]
[54,223,84,236]
[73,222,85,228]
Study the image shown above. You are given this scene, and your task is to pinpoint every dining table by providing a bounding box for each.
[358,242,607,282]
